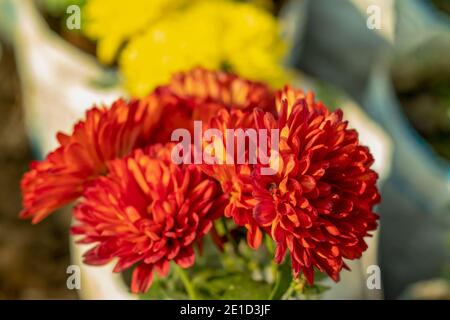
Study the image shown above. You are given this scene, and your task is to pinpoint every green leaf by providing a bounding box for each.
[268,261,292,300]
[139,234,276,299]
[302,283,331,296]
[205,274,271,300]
[139,278,188,300]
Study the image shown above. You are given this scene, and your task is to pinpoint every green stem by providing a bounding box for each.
[268,261,292,300]
[221,218,241,257]
[264,234,275,255]
[174,265,198,300]
[281,281,296,300]
[268,266,282,300]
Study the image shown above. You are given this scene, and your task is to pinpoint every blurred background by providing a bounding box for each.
[0,28,75,300]
[0,0,449,299]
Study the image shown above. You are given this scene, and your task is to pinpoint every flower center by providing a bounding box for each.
[267,182,278,195]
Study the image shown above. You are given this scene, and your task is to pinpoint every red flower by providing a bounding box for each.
[252,87,380,284]
[72,144,219,293]
[151,67,276,141]
[169,67,275,114]
[20,99,152,223]
[20,68,274,223]
[200,108,262,248]
[20,67,381,290]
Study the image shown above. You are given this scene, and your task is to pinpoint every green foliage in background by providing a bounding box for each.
[139,219,329,300]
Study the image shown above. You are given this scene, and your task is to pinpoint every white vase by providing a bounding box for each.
[70,235,135,300]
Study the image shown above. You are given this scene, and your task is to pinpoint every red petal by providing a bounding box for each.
[131,264,154,294]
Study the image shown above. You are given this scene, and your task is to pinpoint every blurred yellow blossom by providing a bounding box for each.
[220,2,289,89]
[120,4,223,97]
[83,0,188,64]
[83,0,290,97]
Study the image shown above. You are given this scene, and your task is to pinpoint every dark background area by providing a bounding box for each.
[0,42,76,299]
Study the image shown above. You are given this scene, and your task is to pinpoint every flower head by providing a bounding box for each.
[20,99,152,223]
[72,144,219,293]
[200,108,262,248]
[252,87,380,283]
[173,69,274,246]
[147,68,275,143]
[168,67,276,114]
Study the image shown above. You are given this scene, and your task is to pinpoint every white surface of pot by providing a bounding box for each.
[70,236,135,300]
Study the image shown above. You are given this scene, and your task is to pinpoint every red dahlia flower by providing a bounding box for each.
[252,87,380,284]
[72,144,219,293]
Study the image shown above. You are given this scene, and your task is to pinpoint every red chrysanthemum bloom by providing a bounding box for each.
[150,68,275,142]
[72,144,219,293]
[169,67,275,114]
[20,68,274,223]
[20,99,153,223]
[200,108,263,248]
[252,87,380,284]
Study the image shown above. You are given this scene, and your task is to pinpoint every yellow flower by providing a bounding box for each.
[120,3,223,97]
[220,2,289,88]
[83,0,187,64]
[83,0,291,96]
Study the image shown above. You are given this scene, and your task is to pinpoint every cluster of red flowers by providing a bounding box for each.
[20,68,379,293]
